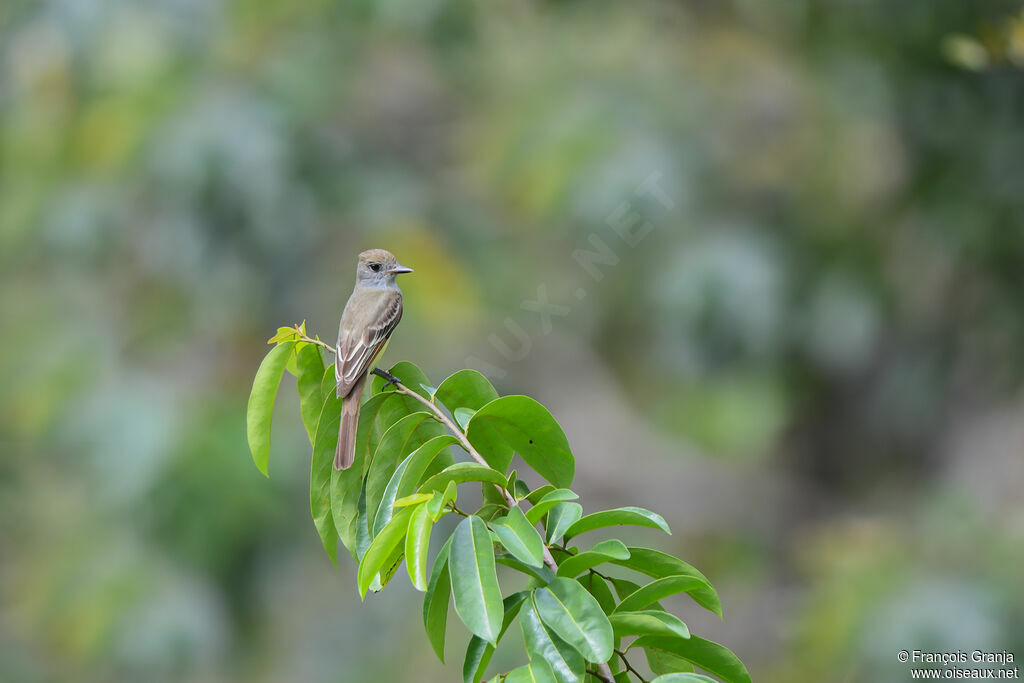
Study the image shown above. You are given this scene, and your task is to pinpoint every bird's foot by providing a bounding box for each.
[372,367,402,390]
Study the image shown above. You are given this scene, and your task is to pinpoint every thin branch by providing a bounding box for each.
[371,368,559,572]
[615,649,648,683]
[591,661,616,683]
[288,327,337,356]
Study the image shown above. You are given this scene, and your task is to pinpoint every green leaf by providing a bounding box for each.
[555,540,630,578]
[495,555,556,584]
[608,611,690,640]
[427,480,458,521]
[358,505,416,598]
[454,407,477,430]
[394,434,459,496]
[295,343,326,445]
[366,412,444,535]
[525,485,557,505]
[545,503,583,543]
[526,489,579,525]
[577,573,617,615]
[520,598,585,683]
[609,548,722,617]
[646,648,695,677]
[434,369,501,414]
[372,362,432,401]
[423,535,453,662]
[534,578,614,663]
[466,396,575,487]
[406,503,433,591]
[463,591,531,683]
[504,658,559,683]
[630,636,751,683]
[563,507,670,543]
[614,576,713,614]
[247,341,295,476]
[419,462,508,493]
[396,492,434,508]
[310,379,341,564]
[649,675,718,683]
[450,516,504,645]
[491,507,546,569]
[267,325,303,344]
[329,390,403,559]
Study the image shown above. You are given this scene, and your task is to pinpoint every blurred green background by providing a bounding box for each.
[3,1,1024,681]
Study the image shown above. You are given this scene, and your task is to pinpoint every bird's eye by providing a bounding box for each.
[369,263,381,272]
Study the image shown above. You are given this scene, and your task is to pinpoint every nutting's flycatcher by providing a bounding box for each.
[334,249,413,470]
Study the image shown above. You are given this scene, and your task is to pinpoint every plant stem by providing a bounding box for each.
[615,649,648,683]
[370,368,559,572]
[592,661,616,682]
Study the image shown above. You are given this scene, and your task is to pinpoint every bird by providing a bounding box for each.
[334,249,413,470]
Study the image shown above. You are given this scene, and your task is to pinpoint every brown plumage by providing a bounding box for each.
[334,249,413,470]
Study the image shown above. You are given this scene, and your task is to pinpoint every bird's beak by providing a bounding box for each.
[389,264,414,274]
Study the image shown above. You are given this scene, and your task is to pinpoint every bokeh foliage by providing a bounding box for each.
[3,1,1024,682]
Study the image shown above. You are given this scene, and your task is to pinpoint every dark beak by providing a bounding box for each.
[389,264,414,274]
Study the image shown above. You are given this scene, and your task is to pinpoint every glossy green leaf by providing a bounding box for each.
[423,535,453,662]
[555,540,630,578]
[466,396,574,486]
[649,674,718,683]
[525,485,557,505]
[406,502,433,591]
[630,636,752,683]
[608,611,689,640]
[454,407,477,430]
[373,448,417,536]
[395,435,459,495]
[526,489,579,525]
[396,492,434,508]
[309,379,341,564]
[463,591,531,683]
[504,658,559,683]
[520,598,585,683]
[609,548,722,617]
[477,503,506,522]
[267,325,303,344]
[427,480,458,520]
[577,573,617,615]
[295,343,326,445]
[491,507,546,568]
[247,341,295,476]
[330,390,404,558]
[450,516,504,644]
[614,576,713,614]
[419,462,507,493]
[366,412,444,534]
[371,360,433,397]
[545,502,582,543]
[496,555,556,584]
[563,507,670,542]
[534,578,614,663]
[358,505,416,598]
[646,648,696,677]
[434,369,501,414]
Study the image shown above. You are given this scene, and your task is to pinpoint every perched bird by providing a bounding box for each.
[334,249,413,470]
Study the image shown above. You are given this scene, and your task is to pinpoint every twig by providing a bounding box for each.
[591,661,616,683]
[289,327,337,356]
[615,649,648,683]
[371,368,560,573]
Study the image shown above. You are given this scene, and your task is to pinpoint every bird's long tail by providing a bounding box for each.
[335,373,367,470]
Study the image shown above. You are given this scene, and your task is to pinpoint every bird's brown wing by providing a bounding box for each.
[335,289,403,397]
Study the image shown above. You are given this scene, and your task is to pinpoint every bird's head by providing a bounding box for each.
[356,249,413,287]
